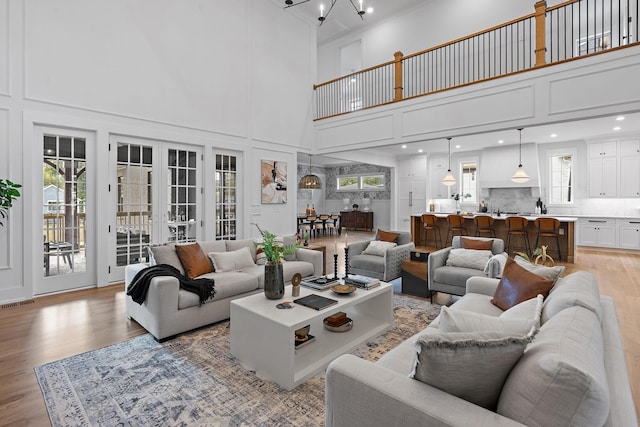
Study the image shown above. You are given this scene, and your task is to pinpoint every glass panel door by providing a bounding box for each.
[167,148,198,243]
[35,127,95,295]
[215,154,237,240]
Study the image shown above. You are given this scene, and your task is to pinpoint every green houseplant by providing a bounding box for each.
[253,224,300,299]
[0,179,22,227]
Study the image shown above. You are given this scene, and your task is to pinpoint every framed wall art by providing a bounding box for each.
[261,160,287,204]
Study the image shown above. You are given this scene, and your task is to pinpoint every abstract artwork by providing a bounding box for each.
[261,160,287,204]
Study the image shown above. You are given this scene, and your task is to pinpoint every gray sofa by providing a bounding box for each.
[326,271,637,427]
[428,236,506,299]
[347,230,414,281]
[125,239,323,341]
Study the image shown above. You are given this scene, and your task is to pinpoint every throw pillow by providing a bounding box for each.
[175,243,212,279]
[255,249,267,265]
[149,243,184,274]
[491,257,554,310]
[410,331,530,410]
[362,240,397,256]
[445,248,492,270]
[208,247,255,272]
[501,294,544,330]
[461,237,494,250]
[377,229,400,243]
[438,305,537,336]
[514,255,565,283]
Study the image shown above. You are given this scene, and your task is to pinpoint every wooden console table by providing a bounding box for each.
[340,211,373,231]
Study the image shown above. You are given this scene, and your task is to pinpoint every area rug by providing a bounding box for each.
[35,295,441,427]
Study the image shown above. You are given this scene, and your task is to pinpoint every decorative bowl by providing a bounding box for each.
[331,284,356,295]
[323,318,353,332]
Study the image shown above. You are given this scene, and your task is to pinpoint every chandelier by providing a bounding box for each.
[299,154,322,189]
[284,0,369,25]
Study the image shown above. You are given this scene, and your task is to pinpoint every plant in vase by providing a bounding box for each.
[253,223,300,299]
[0,179,22,227]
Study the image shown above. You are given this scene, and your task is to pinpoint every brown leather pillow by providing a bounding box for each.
[378,229,400,243]
[175,243,212,279]
[461,237,493,250]
[491,257,554,311]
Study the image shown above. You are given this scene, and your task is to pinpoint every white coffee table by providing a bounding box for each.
[230,282,394,390]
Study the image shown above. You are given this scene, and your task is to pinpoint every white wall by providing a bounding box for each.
[0,0,318,303]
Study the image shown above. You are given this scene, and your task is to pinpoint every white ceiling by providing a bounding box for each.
[282,0,429,44]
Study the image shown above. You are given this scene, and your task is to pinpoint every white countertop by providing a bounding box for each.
[413,213,579,222]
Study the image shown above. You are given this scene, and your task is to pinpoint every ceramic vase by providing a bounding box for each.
[264,262,285,299]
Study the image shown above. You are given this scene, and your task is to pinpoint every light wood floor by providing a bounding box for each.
[0,231,638,426]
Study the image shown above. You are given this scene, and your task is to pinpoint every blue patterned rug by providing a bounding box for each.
[35,295,441,427]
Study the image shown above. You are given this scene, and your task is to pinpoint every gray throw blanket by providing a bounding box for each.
[127,264,215,305]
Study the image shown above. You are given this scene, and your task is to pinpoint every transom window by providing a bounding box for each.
[337,174,385,191]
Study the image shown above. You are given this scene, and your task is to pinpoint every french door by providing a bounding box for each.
[109,136,202,281]
[34,127,96,295]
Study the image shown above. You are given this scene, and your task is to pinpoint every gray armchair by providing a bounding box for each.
[347,230,414,281]
[427,236,505,300]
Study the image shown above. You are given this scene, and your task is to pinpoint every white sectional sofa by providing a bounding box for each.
[325,270,637,427]
[125,239,323,341]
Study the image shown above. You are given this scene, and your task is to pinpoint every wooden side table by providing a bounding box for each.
[401,257,430,299]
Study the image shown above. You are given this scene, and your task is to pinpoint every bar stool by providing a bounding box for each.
[421,213,442,249]
[534,217,562,261]
[505,216,531,257]
[473,215,496,237]
[446,214,467,245]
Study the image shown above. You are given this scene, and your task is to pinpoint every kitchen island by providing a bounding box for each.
[410,213,577,263]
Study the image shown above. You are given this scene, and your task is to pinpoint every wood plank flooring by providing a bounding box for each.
[0,231,638,426]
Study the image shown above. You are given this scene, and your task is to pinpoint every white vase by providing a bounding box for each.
[362,198,371,211]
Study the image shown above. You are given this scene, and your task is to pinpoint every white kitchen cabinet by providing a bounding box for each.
[617,219,640,249]
[397,157,427,231]
[589,141,617,158]
[588,156,617,197]
[618,140,640,197]
[578,219,616,247]
[429,156,451,199]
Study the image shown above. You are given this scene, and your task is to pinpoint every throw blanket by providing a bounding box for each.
[127,264,216,305]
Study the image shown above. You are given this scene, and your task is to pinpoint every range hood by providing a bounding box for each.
[479,143,541,190]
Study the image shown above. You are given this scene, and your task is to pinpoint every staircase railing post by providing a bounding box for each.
[394,51,404,101]
[534,0,547,66]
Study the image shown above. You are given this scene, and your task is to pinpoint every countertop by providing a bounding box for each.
[413,213,579,222]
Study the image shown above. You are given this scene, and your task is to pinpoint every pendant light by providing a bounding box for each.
[442,137,457,186]
[298,154,322,189]
[511,128,530,184]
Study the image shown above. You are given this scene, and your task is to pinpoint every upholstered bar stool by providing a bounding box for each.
[421,213,442,249]
[534,217,562,261]
[473,215,496,237]
[505,216,531,257]
[445,214,467,246]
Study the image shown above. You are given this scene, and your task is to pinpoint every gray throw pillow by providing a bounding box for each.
[514,255,565,283]
[149,244,184,274]
[410,331,531,410]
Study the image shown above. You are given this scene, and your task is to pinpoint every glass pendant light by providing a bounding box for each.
[442,137,457,186]
[511,128,530,184]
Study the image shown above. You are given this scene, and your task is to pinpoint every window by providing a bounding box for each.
[337,174,385,191]
[549,151,574,204]
[460,161,478,203]
[216,154,237,240]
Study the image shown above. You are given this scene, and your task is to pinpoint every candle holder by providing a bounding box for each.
[344,247,349,279]
[333,253,339,279]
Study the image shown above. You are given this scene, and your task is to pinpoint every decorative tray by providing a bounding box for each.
[331,284,357,295]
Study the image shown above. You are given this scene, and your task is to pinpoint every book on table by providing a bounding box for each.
[294,294,339,310]
[344,274,380,289]
[300,276,340,290]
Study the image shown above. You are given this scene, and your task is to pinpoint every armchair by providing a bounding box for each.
[427,236,506,300]
[347,230,414,281]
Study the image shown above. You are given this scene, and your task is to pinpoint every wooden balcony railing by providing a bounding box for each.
[314,0,639,120]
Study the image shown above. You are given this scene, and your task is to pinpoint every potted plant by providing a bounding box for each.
[253,224,300,299]
[0,179,21,227]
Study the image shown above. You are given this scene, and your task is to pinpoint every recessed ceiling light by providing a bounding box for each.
[498,140,504,144]
[613,126,621,131]
[401,144,407,149]
[616,116,625,121]
[418,149,423,153]
[550,133,558,138]
[366,7,374,13]
[455,145,461,149]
